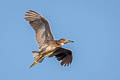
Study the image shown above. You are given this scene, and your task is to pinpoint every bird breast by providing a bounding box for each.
[46,46,56,51]
[45,41,63,52]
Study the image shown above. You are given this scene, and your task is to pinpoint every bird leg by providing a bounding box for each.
[30,50,55,68]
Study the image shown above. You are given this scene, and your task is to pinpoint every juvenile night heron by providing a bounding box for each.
[25,10,74,68]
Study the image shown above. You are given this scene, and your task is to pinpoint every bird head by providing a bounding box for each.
[59,38,74,44]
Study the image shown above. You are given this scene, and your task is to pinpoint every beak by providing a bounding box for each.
[67,40,74,43]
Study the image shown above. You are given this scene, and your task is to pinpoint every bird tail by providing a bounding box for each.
[30,54,45,68]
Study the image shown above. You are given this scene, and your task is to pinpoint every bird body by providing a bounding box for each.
[25,10,73,68]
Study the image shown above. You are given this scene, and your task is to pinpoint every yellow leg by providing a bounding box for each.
[30,54,45,68]
[30,50,54,68]
[30,61,38,68]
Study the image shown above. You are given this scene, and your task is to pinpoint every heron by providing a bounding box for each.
[24,10,74,68]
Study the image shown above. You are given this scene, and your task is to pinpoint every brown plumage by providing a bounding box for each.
[24,10,74,68]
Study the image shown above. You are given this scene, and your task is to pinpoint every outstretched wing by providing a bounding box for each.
[25,10,54,48]
[50,48,73,66]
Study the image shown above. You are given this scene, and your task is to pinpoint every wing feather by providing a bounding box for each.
[51,48,73,66]
[25,10,54,48]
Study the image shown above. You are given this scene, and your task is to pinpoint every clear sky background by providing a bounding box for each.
[0,0,120,80]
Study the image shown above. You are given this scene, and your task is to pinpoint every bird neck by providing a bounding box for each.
[56,40,64,46]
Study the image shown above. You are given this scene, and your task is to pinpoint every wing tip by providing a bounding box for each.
[24,10,42,21]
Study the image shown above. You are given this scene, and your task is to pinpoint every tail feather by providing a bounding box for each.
[30,50,53,68]
[32,51,40,61]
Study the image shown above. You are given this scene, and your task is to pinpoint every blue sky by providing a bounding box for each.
[0,0,120,80]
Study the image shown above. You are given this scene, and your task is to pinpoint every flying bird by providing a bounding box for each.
[24,10,74,68]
